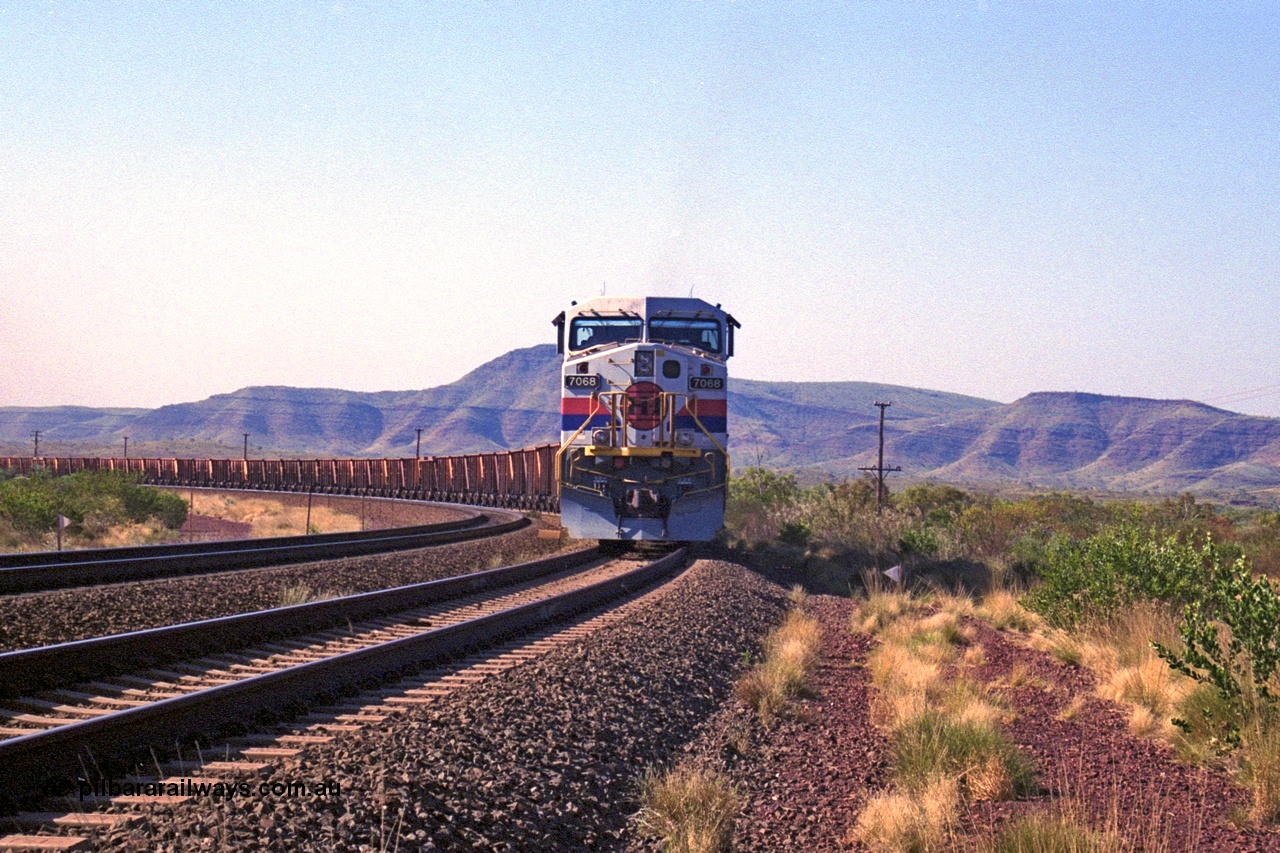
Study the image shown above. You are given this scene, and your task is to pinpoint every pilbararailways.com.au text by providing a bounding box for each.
[79,777,340,801]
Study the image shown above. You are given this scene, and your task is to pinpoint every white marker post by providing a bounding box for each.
[883,564,902,585]
[56,513,70,552]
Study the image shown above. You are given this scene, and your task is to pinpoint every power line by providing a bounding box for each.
[1206,383,1280,406]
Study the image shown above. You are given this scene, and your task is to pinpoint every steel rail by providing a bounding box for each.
[0,497,486,569]
[0,546,599,698]
[0,548,686,788]
[0,508,528,595]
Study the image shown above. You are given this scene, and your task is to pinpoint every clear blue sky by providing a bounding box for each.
[3,2,1277,415]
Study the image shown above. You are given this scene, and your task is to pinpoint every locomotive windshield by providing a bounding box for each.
[569,316,643,351]
[648,318,721,353]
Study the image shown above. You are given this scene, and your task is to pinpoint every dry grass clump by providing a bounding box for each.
[892,708,1036,801]
[734,606,822,727]
[868,644,946,729]
[978,809,1120,853]
[276,583,343,607]
[977,589,1038,632]
[1239,721,1280,824]
[637,765,741,853]
[849,775,959,853]
[1025,598,1280,828]
[1047,602,1191,740]
[853,574,934,635]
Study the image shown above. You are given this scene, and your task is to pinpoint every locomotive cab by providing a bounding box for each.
[553,297,738,542]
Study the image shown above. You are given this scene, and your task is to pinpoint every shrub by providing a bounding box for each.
[895,483,972,525]
[1022,526,1208,629]
[899,526,939,557]
[0,470,188,536]
[1155,546,1280,739]
[0,481,58,532]
[778,520,811,547]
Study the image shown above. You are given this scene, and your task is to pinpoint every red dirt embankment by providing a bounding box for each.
[690,596,1280,851]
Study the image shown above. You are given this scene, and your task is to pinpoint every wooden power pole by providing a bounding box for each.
[858,401,901,513]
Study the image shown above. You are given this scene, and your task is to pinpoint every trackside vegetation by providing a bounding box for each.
[725,466,1280,832]
[725,468,1280,593]
[0,468,187,550]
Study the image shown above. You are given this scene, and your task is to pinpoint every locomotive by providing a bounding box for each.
[553,297,738,542]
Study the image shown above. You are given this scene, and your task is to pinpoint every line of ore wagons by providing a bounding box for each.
[0,445,560,511]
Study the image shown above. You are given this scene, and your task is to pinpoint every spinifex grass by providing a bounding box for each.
[892,707,1036,801]
[636,766,741,853]
[277,583,343,608]
[979,810,1120,853]
[850,775,959,853]
[853,586,1038,847]
[734,606,822,727]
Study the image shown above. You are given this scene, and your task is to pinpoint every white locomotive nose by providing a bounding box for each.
[555,295,736,544]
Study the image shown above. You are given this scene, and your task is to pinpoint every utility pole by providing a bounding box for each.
[243,433,250,461]
[858,401,901,513]
[32,430,40,458]
[415,428,423,460]
[123,436,128,459]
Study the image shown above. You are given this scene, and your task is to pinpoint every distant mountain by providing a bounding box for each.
[3,347,1278,502]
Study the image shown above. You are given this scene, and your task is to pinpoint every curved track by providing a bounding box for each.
[0,547,686,791]
[0,505,528,595]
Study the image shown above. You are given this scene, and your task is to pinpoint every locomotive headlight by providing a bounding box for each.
[676,430,694,447]
[634,350,654,377]
[592,429,610,446]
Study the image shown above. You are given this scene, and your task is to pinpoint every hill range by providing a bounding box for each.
[2,345,1278,504]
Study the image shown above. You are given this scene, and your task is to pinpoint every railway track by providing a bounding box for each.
[0,546,686,809]
[0,505,528,595]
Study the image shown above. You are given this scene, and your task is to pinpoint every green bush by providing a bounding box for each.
[1155,545,1280,739]
[895,483,971,525]
[0,481,58,532]
[778,521,812,547]
[898,526,939,557]
[1022,526,1209,629]
[0,470,187,536]
[729,467,800,508]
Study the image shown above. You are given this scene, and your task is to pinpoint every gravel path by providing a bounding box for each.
[93,559,789,852]
[0,527,575,653]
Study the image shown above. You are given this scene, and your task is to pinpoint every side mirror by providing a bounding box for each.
[552,312,566,354]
